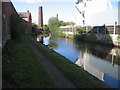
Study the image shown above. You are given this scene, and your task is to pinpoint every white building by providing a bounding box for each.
[59,25,76,35]
[75,0,118,27]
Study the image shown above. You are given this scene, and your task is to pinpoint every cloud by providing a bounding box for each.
[23,0,42,3]
[110,0,120,3]
[11,0,74,3]
[11,0,42,3]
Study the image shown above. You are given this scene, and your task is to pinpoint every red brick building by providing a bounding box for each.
[18,10,32,24]
[2,1,32,46]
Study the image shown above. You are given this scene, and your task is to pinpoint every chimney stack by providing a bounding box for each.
[56,14,58,21]
[38,6,43,29]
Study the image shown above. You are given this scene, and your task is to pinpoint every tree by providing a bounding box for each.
[58,21,70,26]
[76,26,86,34]
[43,25,50,37]
[48,17,60,36]
[32,23,38,33]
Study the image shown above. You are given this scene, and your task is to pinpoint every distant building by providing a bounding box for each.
[75,0,119,34]
[59,25,76,35]
[38,6,43,29]
[18,10,32,23]
[18,10,32,34]
[75,0,115,26]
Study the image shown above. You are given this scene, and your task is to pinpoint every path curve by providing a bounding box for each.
[28,39,77,88]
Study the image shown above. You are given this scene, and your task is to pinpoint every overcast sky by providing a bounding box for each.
[11,0,119,25]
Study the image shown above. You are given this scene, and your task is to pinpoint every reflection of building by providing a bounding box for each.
[75,52,104,81]
[75,51,119,88]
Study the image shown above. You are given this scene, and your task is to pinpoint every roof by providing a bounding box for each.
[18,12,27,18]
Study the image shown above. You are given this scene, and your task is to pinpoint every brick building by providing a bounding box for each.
[2,1,32,46]
[18,10,32,24]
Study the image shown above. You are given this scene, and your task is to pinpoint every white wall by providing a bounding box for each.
[91,9,118,26]
[75,0,116,26]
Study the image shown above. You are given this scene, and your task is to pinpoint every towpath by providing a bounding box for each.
[27,39,77,88]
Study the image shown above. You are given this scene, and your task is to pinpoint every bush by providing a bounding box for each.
[74,34,97,41]
[76,26,86,34]
[10,14,25,39]
[60,33,66,38]
[117,35,120,40]
[86,34,97,40]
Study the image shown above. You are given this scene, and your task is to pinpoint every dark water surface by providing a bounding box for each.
[43,36,120,88]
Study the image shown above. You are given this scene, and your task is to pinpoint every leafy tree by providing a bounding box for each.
[58,21,70,26]
[76,26,86,34]
[43,25,50,37]
[43,25,49,31]
[48,17,60,36]
[32,23,38,33]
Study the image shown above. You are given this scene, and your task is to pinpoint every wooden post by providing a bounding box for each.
[97,26,99,34]
[114,22,117,35]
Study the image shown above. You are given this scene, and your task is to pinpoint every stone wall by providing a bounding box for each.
[87,25,120,34]
[2,2,32,46]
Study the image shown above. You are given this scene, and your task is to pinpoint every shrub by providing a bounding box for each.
[117,35,120,40]
[74,34,87,40]
[86,34,97,40]
[74,34,97,41]
[76,26,86,34]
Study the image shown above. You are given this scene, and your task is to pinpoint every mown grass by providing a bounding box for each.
[2,37,55,88]
[30,37,109,88]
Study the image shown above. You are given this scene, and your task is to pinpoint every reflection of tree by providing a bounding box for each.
[74,40,120,65]
[73,40,87,54]
[49,41,58,49]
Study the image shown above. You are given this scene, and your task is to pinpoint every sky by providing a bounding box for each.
[11,0,119,25]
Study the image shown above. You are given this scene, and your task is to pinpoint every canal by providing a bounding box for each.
[43,36,120,88]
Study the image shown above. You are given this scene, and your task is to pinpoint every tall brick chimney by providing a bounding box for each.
[56,14,58,21]
[38,6,43,29]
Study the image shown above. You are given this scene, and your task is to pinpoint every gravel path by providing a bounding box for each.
[27,39,77,88]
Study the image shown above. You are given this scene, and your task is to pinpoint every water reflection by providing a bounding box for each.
[75,52,120,88]
[43,37,120,88]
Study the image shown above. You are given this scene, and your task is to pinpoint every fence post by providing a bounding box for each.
[97,26,99,34]
[114,21,117,34]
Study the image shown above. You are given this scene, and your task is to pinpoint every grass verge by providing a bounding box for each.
[2,37,55,88]
[30,36,109,88]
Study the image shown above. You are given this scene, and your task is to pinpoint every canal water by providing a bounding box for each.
[43,36,120,88]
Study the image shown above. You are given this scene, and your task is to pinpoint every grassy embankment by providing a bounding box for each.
[30,36,109,88]
[2,37,55,88]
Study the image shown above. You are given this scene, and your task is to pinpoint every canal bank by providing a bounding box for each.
[74,34,120,47]
[31,36,110,88]
[43,36,120,88]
